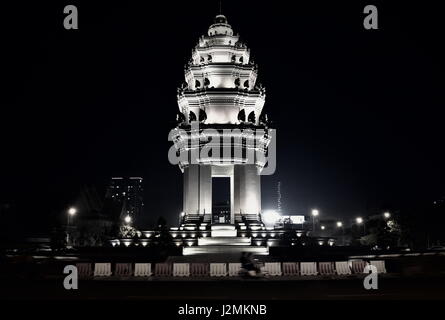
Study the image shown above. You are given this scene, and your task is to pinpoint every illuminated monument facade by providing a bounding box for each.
[169,15,274,254]
[109,15,334,252]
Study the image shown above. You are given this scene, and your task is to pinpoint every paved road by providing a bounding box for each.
[1,276,445,300]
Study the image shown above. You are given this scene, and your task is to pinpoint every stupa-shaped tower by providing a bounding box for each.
[170,15,274,252]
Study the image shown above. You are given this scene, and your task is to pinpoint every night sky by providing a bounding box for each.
[2,1,444,231]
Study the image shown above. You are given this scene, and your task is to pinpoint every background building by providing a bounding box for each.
[104,177,144,227]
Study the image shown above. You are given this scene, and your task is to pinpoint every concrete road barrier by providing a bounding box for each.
[300,262,317,276]
[173,263,190,277]
[76,263,93,278]
[335,261,352,275]
[115,263,132,277]
[134,263,152,277]
[210,263,227,277]
[228,263,242,276]
[370,260,387,273]
[282,262,299,276]
[190,263,209,277]
[262,262,282,276]
[94,263,112,277]
[351,260,369,274]
[154,263,172,277]
[319,262,336,275]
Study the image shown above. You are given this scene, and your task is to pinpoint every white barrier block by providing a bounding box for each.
[300,262,317,276]
[155,263,172,276]
[318,262,335,275]
[335,261,352,275]
[190,263,209,276]
[282,262,299,276]
[94,263,112,277]
[228,263,242,276]
[210,263,227,277]
[173,263,190,277]
[262,262,282,276]
[134,263,152,277]
[115,263,132,277]
[350,260,369,274]
[370,260,387,273]
[76,263,93,278]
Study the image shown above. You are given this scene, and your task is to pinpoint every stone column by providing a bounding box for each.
[233,165,243,216]
[183,165,199,217]
[239,164,261,218]
[230,174,235,224]
[199,165,212,218]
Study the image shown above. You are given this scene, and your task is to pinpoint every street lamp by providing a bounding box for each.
[66,207,77,247]
[356,217,365,234]
[68,207,77,216]
[337,221,344,245]
[67,207,77,227]
[321,225,325,230]
[311,209,319,232]
[383,212,391,219]
[263,210,280,225]
[124,215,132,224]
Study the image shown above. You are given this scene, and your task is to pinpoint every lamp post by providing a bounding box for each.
[337,221,344,235]
[337,221,344,245]
[67,207,76,246]
[356,217,365,235]
[311,209,319,232]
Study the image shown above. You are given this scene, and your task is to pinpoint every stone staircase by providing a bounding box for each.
[197,237,251,246]
[183,245,269,255]
[210,224,237,237]
[183,224,269,256]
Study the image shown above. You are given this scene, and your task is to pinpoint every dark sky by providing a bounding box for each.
[2,1,444,230]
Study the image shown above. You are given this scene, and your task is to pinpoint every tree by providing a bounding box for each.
[119,225,137,238]
[360,215,403,249]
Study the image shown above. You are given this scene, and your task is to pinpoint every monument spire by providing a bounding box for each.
[170,13,275,255]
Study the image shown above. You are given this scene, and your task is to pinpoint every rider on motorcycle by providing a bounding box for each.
[240,252,262,276]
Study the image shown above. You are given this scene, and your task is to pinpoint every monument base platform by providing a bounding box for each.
[210,224,237,237]
[198,237,251,246]
[183,245,269,255]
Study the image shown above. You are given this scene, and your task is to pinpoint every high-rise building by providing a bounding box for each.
[105,177,144,226]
